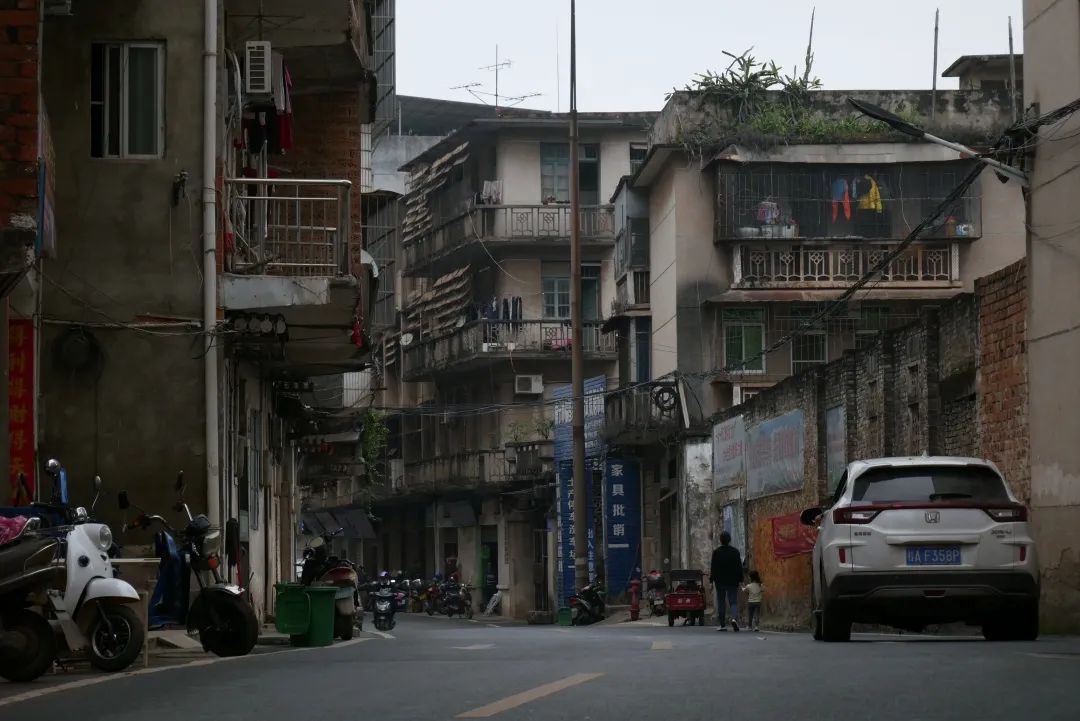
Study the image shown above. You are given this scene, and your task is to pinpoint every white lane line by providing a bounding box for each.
[650,640,673,650]
[0,638,372,709]
[457,672,604,718]
[1027,652,1080,660]
[486,624,500,628]
[452,644,494,650]
[369,630,396,640]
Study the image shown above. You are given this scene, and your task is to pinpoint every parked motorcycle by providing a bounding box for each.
[440,580,474,619]
[300,532,363,639]
[424,577,442,616]
[569,580,606,625]
[119,472,259,657]
[645,570,667,617]
[0,516,60,682]
[38,462,145,672]
[408,578,425,613]
[371,573,396,631]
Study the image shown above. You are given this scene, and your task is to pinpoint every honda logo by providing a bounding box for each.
[925,511,941,524]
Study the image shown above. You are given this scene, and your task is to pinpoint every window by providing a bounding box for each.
[790,307,827,374]
[851,465,1009,504]
[723,308,765,373]
[543,276,570,319]
[855,306,890,351]
[91,42,165,158]
[542,263,600,320]
[630,143,648,175]
[733,385,762,405]
[539,143,600,204]
[581,264,600,321]
[634,317,651,383]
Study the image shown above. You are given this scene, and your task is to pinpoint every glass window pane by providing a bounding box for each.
[107,45,121,156]
[743,325,764,371]
[127,46,159,155]
[724,325,743,367]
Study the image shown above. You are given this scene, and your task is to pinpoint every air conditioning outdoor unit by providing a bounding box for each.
[245,41,273,96]
[515,374,543,395]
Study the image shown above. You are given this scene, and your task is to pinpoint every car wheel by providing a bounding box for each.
[984,602,1039,642]
[812,610,823,641]
[820,599,851,642]
[667,612,675,627]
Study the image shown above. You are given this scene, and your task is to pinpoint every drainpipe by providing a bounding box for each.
[203,0,221,530]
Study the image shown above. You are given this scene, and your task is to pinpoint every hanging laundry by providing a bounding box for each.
[858,175,883,213]
[756,199,780,225]
[830,178,851,222]
[278,61,294,153]
[501,298,511,321]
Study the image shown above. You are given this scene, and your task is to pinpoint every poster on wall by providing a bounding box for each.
[826,406,846,493]
[720,501,747,558]
[712,415,745,489]
[746,409,806,499]
[552,376,607,463]
[603,457,641,594]
[7,318,35,505]
[556,459,595,604]
[771,511,817,558]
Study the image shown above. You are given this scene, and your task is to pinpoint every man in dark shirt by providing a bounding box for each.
[710,531,743,631]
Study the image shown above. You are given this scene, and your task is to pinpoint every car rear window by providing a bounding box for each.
[851,465,1011,503]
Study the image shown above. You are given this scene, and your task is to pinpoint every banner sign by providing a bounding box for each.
[746,410,806,499]
[557,459,595,604]
[712,415,745,489]
[771,511,818,559]
[826,405,846,493]
[603,457,641,593]
[7,318,34,504]
[552,375,607,463]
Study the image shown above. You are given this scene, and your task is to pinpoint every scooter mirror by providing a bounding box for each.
[93,475,103,491]
[118,490,130,510]
[45,458,61,476]
[175,471,185,494]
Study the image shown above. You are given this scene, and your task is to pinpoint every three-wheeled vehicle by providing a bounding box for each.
[665,569,707,626]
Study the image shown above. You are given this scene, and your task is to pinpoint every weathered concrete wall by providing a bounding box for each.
[40,1,208,526]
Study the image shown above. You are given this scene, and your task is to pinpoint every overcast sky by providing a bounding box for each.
[397,0,1024,112]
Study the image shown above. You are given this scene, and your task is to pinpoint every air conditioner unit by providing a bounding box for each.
[515,374,543,395]
[245,41,273,96]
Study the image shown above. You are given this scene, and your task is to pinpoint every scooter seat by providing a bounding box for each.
[0,537,57,579]
[0,516,30,547]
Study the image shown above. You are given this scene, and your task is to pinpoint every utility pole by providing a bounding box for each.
[569,0,588,593]
[931,8,939,125]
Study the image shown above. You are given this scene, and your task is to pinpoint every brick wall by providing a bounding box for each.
[0,0,39,238]
[976,259,1029,502]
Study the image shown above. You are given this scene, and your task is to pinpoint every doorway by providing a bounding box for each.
[480,525,499,606]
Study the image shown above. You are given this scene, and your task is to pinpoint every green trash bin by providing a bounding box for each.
[295,586,338,647]
[557,607,573,626]
[274,583,310,636]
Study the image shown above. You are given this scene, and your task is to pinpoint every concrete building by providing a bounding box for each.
[604,82,1026,575]
[366,110,655,618]
[1023,0,1080,632]
[2,0,381,621]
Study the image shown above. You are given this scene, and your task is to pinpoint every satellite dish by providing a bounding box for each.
[400,332,414,347]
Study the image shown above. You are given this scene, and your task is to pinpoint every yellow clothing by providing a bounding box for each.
[858,175,882,213]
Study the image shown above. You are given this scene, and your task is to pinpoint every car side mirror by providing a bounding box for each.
[800,507,824,526]
[118,490,130,510]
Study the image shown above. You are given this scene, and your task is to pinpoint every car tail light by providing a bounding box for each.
[838,547,847,564]
[833,507,881,524]
[1019,545,1027,562]
[983,505,1028,522]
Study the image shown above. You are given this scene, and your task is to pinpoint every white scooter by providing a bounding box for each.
[41,460,145,672]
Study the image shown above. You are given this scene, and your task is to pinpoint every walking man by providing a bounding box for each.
[710,531,743,631]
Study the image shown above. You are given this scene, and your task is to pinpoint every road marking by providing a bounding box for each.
[486,623,500,628]
[456,672,604,718]
[1028,652,1080,660]
[650,640,673,650]
[0,638,371,709]
[369,630,396,640]
[452,644,494,650]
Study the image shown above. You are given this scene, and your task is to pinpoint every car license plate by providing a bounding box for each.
[906,546,961,565]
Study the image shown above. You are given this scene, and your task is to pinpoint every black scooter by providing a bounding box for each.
[371,578,396,631]
[569,581,606,625]
[0,517,59,682]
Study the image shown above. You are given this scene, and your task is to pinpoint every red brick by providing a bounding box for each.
[16,24,35,43]
[0,77,34,94]
[17,60,34,78]
[0,9,34,25]
[4,111,33,127]
[17,92,35,112]
[0,45,34,61]
[16,0,37,8]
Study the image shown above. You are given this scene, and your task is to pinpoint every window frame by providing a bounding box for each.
[91,41,166,160]
[629,142,648,175]
[722,308,766,374]
[789,306,827,374]
[542,276,571,319]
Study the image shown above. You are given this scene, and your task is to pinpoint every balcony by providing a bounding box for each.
[604,382,683,446]
[505,440,555,482]
[402,450,509,494]
[402,319,616,381]
[404,204,615,276]
[733,242,959,289]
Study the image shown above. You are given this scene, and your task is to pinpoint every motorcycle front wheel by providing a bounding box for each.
[194,594,259,657]
[88,604,144,672]
[0,608,56,682]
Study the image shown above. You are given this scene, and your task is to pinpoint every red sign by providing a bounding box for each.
[771,511,816,559]
[8,318,34,504]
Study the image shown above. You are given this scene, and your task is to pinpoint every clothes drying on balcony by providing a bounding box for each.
[402,142,470,246]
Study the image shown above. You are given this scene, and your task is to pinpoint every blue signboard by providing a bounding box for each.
[604,458,641,594]
[557,459,596,604]
[552,376,607,463]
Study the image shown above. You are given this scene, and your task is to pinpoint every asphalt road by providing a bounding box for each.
[2,614,1079,720]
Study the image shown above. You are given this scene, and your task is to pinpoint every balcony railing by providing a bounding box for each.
[506,440,555,481]
[403,450,509,492]
[404,204,615,273]
[225,178,352,277]
[403,319,616,380]
[604,382,683,445]
[733,242,958,288]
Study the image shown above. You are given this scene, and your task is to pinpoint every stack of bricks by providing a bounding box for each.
[0,0,39,236]
[976,259,1029,503]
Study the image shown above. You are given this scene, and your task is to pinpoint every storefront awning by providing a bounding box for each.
[333,509,376,540]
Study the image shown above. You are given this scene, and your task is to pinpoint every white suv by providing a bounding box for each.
[802,456,1038,642]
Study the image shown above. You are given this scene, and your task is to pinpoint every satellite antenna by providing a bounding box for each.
[451,45,542,115]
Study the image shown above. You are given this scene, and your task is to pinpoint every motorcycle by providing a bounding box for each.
[371,574,396,631]
[440,580,474,619]
[569,581,606,626]
[424,577,442,616]
[119,472,259,657]
[408,578,425,613]
[38,463,145,672]
[0,516,60,682]
[300,532,363,639]
[645,570,667,617]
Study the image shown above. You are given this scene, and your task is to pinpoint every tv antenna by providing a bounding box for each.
[451,45,541,115]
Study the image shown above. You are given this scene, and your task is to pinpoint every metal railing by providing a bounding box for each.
[507,440,554,480]
[604,382,683,444]
[402,319,615,380]
[734,242,958,288]
[225,178,352,277]
[403,450,509,491]
[404,203,615,272]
